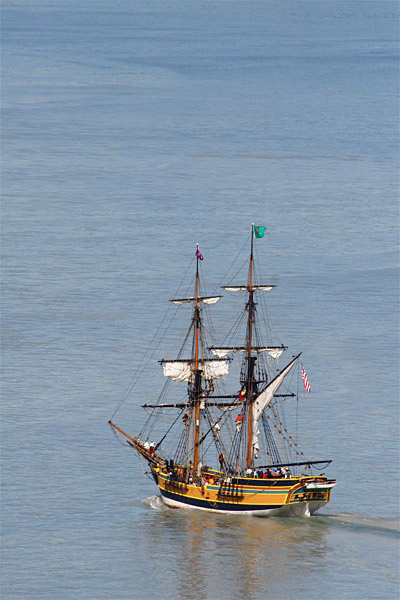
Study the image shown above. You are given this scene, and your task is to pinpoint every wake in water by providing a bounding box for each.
[142,498,399,537]
[313,512,400,536]
[142,495,166,511]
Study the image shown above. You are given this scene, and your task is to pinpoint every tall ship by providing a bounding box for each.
[109,226,336,516]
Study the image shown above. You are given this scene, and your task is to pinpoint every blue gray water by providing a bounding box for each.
[1,1,399,598]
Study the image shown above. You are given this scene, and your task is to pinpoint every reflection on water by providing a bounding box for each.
[137,496,400,599]
[141,497,330,600]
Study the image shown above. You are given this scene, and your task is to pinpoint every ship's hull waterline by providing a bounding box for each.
[156,471,333,517]
[160,491,325,517]
[107,428,336,517]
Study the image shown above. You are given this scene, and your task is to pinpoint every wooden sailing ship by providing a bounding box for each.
[109,226,336,516]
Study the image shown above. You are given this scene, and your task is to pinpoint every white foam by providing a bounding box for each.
[142,495,166,511]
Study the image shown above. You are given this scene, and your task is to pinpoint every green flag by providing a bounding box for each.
[254,225,266,238]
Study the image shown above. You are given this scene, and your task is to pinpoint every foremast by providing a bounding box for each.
[192,244,202,473]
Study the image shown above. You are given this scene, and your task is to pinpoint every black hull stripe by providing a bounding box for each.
[160,488,283,512]
[232,478,302,487]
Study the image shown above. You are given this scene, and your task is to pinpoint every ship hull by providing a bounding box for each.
[156,471,333,517]
[160,489,324,517]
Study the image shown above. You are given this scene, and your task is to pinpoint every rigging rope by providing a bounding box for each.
[110,256,195,419]
[155,409,184,451]
[209,235,250,296]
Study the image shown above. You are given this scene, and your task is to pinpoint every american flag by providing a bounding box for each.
[301,366,311,393]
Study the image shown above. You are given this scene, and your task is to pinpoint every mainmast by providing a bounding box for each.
[192,244,202,473]
[246,224,256,469]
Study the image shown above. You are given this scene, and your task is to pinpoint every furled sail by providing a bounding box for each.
[222,285,275,292]
[170,295,222,305]
[252,354,301,458]
[210,346,286,359]
[161,358,230,382]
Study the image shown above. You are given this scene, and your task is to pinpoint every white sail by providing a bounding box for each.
[252,354,301,458]
[210,348,234,358]
[161,359,230,382]
[202,296,222,305]
[170,298,192,305]
[210,346,285,359]
[170,295,222,305]
[262,347,284,359]
[223,285,275,292]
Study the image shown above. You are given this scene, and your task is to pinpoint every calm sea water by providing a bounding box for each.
[1,1,399,598]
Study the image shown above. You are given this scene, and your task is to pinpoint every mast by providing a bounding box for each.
[246,224,256,469]
[192,244,202,473]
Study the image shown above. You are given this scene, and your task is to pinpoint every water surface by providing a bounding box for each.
[1,1,399,598]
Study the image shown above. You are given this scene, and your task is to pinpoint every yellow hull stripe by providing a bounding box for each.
[157,476,330,508]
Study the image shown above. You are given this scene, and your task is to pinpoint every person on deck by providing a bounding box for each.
[213,422,221,435]
[235,413,245,433]
[218,453,225,470]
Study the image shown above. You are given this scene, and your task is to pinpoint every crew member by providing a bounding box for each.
[235,413,244,433]
[218,453,225,470]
